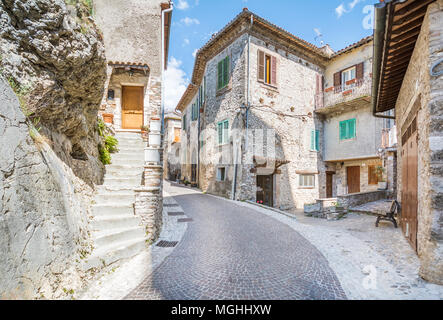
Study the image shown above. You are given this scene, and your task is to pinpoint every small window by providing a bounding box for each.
[107,89,115,100]
[258,50,277,86]
[339,119,356,140]
[310,130,320,151]
[191,103,198,121]
[217,120,229,145]
[182,114,187,131]
[217,167,226,181]
[173,127,181,143]
[368,165,379,185]
[299,174,315,188]
[217,56,230,90]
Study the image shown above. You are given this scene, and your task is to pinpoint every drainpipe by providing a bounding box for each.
[161,2,174,137]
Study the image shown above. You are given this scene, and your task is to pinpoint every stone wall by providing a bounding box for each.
[394,1,443,284]
[0,75,95,299]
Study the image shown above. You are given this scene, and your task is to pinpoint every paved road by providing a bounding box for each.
[126,183,346,300]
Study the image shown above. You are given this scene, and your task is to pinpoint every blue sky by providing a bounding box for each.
[164,0,376,112]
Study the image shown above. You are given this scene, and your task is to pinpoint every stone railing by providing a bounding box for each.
[316,76,372,110]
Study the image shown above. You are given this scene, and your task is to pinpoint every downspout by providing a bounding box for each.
[372,0,396,120]
[161,2,173,137]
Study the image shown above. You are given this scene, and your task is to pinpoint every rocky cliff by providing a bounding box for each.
[0,0,107,186]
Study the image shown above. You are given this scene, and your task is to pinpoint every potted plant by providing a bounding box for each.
[140,125,149,142]
[376,165,387,190]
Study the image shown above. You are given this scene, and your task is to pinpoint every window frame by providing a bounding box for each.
[182,114,187,131]
[299,174,315,188]
[258,50,277,87]
[341,66,356,87]
[217,119,229,145]
[216,167,226,181]
[310,130,320,151]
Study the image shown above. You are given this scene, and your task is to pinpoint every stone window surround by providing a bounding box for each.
[298,173,316,189]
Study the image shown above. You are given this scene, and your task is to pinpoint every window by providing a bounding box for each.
[182,114,187,131]
[310,130,320,151]
[299,174,315,188]
[217,167,226,181]
[217,56,230,90]
[258,50,277,86]
[107,89,115,100]
[173,127,181,143]
[191,102,198,121]
[341,66,356,87]
[339,118,356,140]
[217,120,229,145]
[368,165,379,185]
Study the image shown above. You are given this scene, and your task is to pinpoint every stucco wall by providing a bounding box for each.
[323,105,383,161]
[394,1,443,284]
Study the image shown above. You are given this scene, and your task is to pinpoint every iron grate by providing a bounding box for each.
[156,240,178,248]
[168,211,185,216]
[177,218,193,223]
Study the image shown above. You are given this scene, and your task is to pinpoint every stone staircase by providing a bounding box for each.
[83,132,146,270]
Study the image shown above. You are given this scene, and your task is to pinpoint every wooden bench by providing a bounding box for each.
[375,200,399,228]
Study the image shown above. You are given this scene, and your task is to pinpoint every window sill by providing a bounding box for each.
[298,187,315,189]
[258,81,279,92]
[216,85,231,97]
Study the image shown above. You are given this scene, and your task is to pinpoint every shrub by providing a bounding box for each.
[105,135,118,153]
[99,144,111,165]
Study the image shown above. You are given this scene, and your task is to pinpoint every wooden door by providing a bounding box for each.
[346,166,360,194]
[256,175,274,207]
[401,118,418,251]
[326,172,334,198]
[122,86,144,129]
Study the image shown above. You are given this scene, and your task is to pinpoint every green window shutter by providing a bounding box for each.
[315,130,320,151]
[310,130,315,150]
[183,114,186,131]
[217,61,223,90]
[339,121,347,140]
[348,118,356,138]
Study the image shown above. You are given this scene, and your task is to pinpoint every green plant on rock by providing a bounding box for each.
[105,135,118,153]
[97,118,106,137]
[99,144,111,165]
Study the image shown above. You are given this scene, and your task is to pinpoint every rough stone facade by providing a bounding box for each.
[93,0,169,130]
[394,1,443,284]
[163,114,182,181]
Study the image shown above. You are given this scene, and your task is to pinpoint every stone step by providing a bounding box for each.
[92,203,134,217]
[94,193,135,203]
[115,147,145,153]
[103,176,142,187]
[96,185,136,194]
[82,237,146,271]
[104,170,142,179]
[111,153,144,162]
[93,226,146,248]
[91,214,141,230]
[108,159,145,167]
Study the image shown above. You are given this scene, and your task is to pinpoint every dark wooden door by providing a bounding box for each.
[401,119,418,251]
[326,172,333,198]
[191,164,197,183]
[257,175,273,207]
[347,166,360,194]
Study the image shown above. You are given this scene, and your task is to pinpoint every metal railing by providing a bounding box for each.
[316,76,372,110]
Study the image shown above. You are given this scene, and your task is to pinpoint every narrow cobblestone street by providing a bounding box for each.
[125,182,346,300]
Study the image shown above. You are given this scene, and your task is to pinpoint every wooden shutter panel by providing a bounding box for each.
[349,119,356,138]
[315,130,320,151]
[310,130,315,150]
[258,50,265,82]
[223,56,229,87]
[217,61,223,90]
[333,71,341,88]
[218,122,223,144]
[271,56,277,85]
[356,62,364,80]
[339,121,347,140]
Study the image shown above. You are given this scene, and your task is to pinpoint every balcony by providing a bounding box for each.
[381,125,397,149]
[315,76,372,114]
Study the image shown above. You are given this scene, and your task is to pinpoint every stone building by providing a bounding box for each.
[176,9,395,210]
[163,112,182,181]
[93,0,172,131]
[318,37,394,198]
[372,0,442,284]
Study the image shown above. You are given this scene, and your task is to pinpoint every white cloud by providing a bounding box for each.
[192,48,198,58]
[164,57,189,113]
[314,28,322,37]
[176,0,189,10]
[335,3,347,18]
[180,17,200,26]
[183,38,190,46]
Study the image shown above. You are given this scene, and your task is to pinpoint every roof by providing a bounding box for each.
[332,35,373,58]
[175,8,331,112]
[372,0,436,113]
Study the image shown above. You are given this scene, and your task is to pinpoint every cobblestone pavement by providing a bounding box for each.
[125,182,346,300]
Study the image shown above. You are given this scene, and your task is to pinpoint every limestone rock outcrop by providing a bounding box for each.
[0,0,107,186]
[0,75,95,299]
